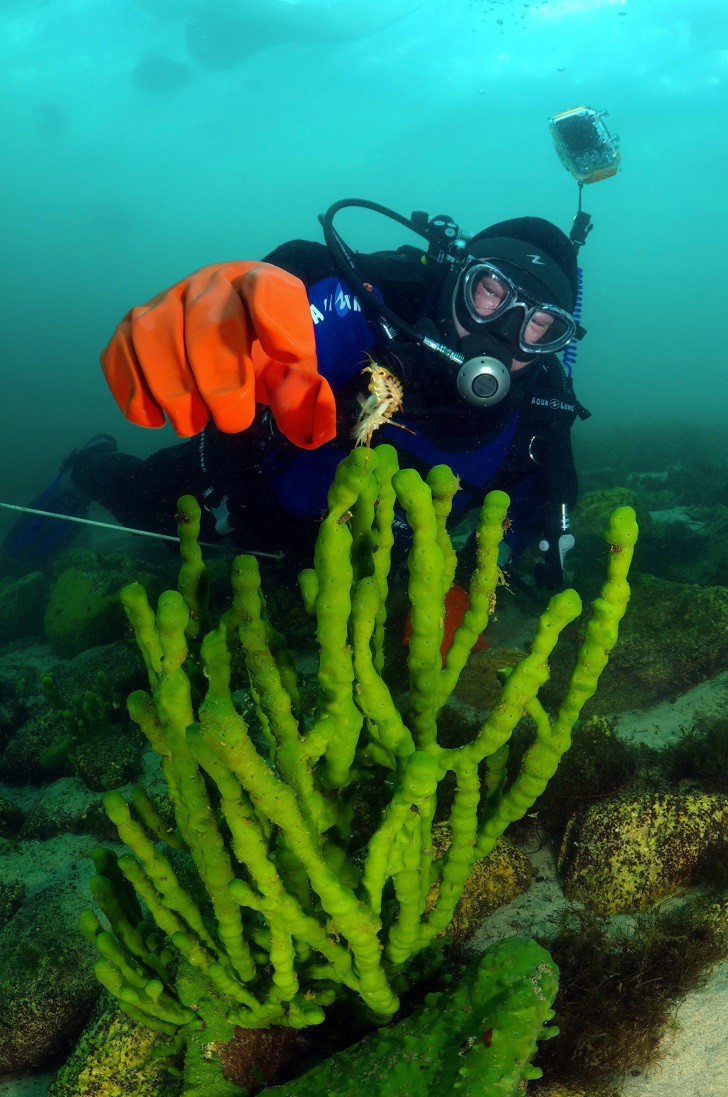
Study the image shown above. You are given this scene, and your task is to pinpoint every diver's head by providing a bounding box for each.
[436,217,580,408]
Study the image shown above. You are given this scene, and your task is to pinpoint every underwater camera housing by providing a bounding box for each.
[548,106,621,185]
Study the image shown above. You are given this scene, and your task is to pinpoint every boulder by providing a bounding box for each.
[0,881,100,1073]
[426,826,533,945]
[559,789,728,914]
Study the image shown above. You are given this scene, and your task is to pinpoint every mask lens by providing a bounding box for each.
[463,265,514,322]
[520,306,573,351]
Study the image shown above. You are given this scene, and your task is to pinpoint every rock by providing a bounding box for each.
[559,790,728,914]
[0,706,68,785]
[426,826,532,945]
[44,567,124,657]
[19,777,106,840]
[544,575,728,715]
[0,793,25,838]
[0,880,101,1073]
[78,796,125,843]
[0,877,26,930]
[48,992,178,1097]
[0,571,47,645]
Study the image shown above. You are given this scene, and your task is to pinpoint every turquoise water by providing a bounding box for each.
[1,0,727,513]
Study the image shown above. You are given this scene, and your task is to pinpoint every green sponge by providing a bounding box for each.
[267,936,559,1096]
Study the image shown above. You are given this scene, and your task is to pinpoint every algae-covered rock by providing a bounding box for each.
[52,546,167,588]
[559,790,728,914]
[684,886,728,947]
[0,705,68,784]
[572,487,644,540]
[570,488,650,594]
[0,881,100,1073]
[452,646,525,714]
[528,1087,593,1097]
[0,876,26,930]
[0,570,47,644]
[0,792,25,838]
[639,504,728,587]
[426,827,532,946]
[0,640,148,788]
[660,708,728,792]
[74,729,145,792]
[44,567,123,657]
[52,640,149,789]
[44,549,165,657]
[53,639,150,702]
[545,575,728,715]
[526,715,639,838]
[48,992,178,1097]
[0,644,44,748]
[688,890,728,948]
[18,777,107,841]
[267,937,559,1096]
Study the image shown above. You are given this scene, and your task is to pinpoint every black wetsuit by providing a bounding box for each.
[73,241,583,573]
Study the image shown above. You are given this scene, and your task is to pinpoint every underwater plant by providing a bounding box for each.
[659,707,728,792]
[40,671,114,770]
[80,445,637,1092]
[38,669,142,791]
[532,901,728,1092]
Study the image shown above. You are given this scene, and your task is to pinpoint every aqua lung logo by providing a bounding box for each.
[531,396,575,413]
[527,253,545,265]
[310,282,362,325]
[335,283,358,317]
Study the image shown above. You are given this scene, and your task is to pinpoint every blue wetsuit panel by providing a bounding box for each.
[265,276,377,515]
[382,414,519,518]
[308,276,379,386]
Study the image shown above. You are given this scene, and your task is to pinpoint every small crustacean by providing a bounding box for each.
[352,357,415,463]
[489,567,512,617]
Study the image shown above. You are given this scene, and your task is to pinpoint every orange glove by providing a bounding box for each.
[100,261,337,449]
[403,584,489,658]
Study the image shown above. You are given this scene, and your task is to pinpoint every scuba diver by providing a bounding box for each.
[3,199,591,592]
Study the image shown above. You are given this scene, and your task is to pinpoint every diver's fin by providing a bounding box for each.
[1,436,115,562]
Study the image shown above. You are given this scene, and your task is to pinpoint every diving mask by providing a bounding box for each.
[458,262,579,354]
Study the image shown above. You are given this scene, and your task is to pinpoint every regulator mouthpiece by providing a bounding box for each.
[456,355,511,408]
